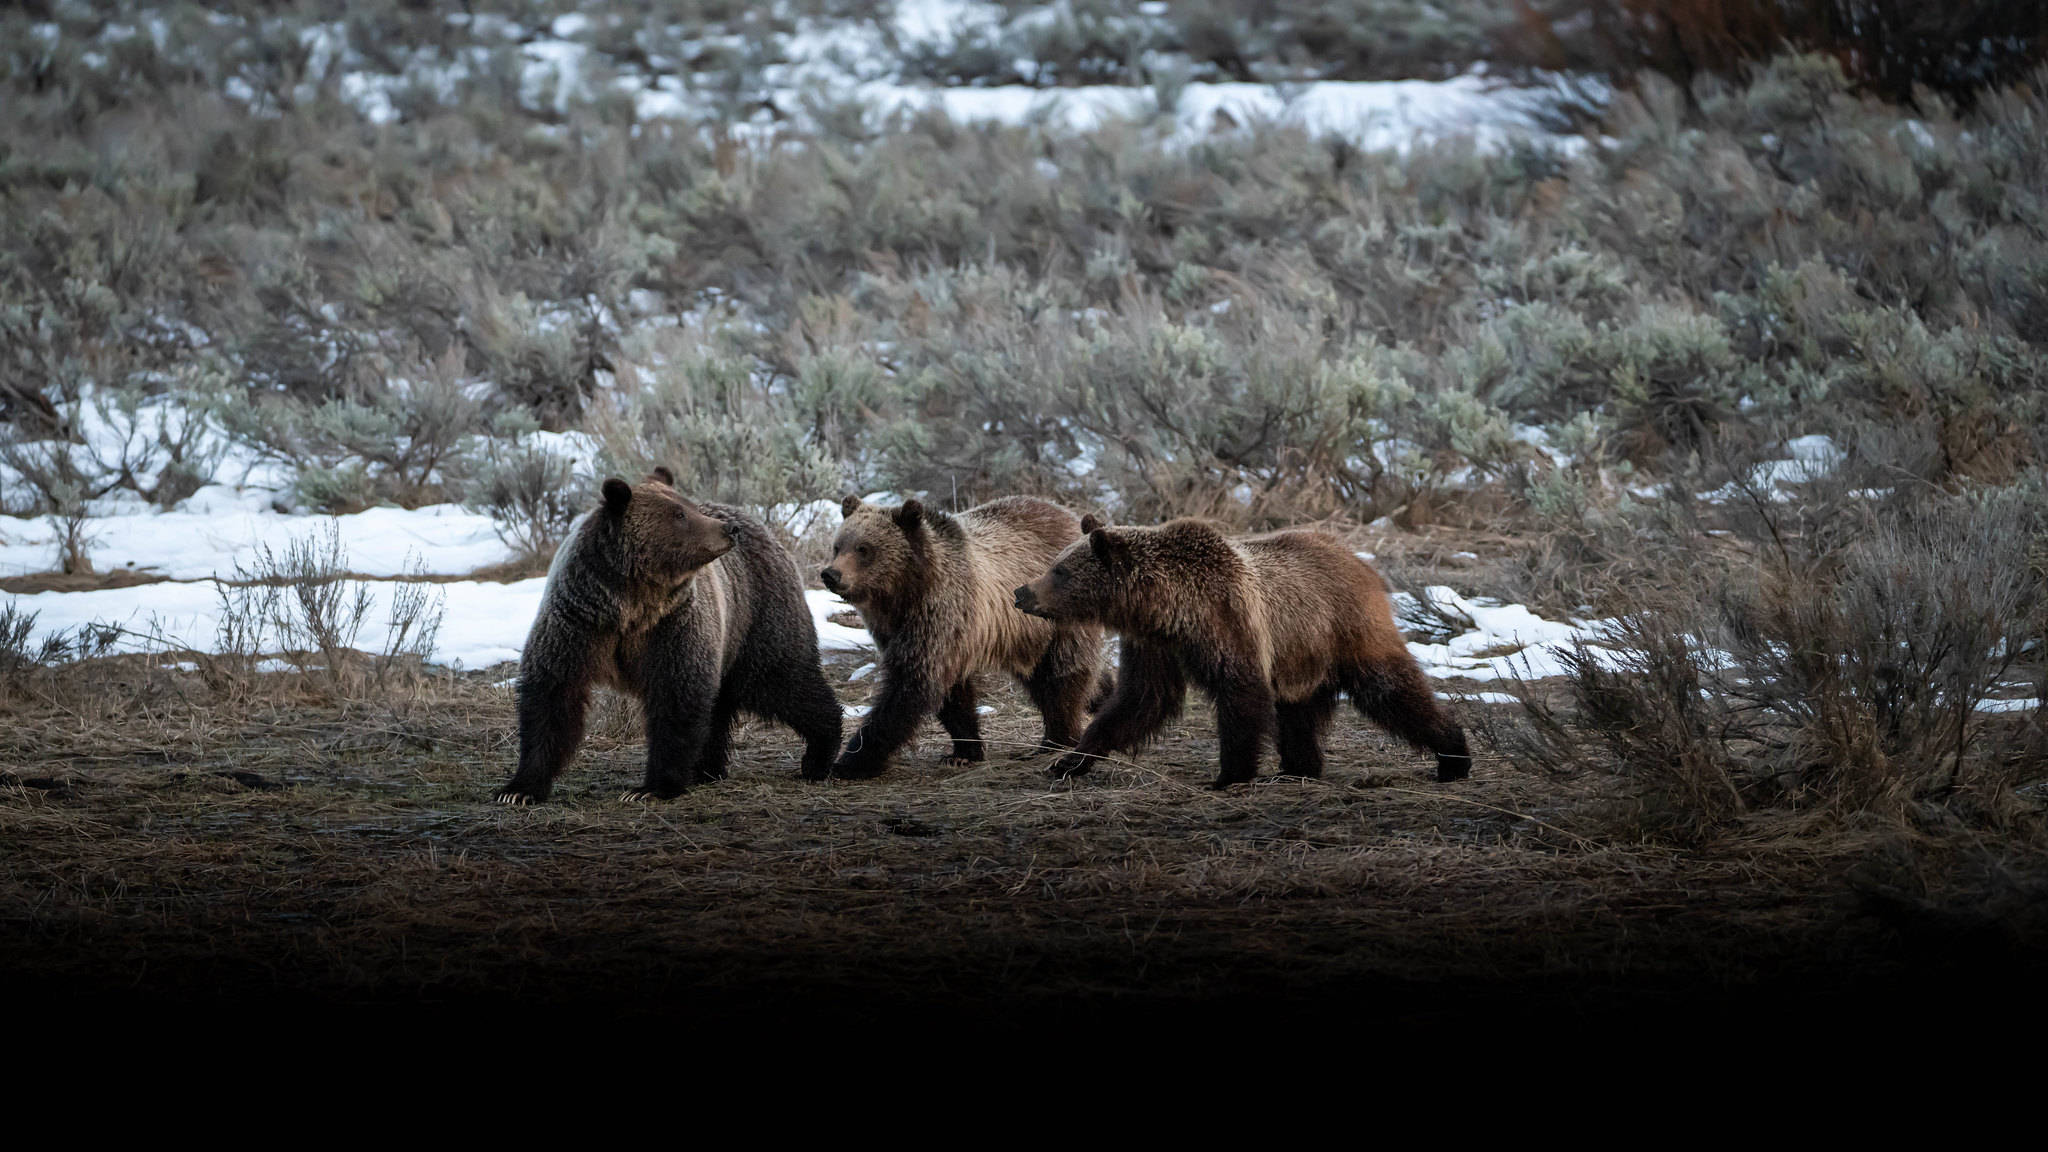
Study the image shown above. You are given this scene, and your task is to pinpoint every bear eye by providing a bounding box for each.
[1051,568,1068,585]
[857,545,872,559]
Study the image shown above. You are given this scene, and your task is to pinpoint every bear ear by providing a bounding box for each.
[893,499,925,533]
[841,494,863,517]
[648,466,676,486]
[602,478,633,515]
[1080,513,1106,534]
[1089,527,1129,573]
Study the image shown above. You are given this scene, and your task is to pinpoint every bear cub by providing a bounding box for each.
[822,495,1106,778]
[1014,517,1471,788]
[495,469,842,804]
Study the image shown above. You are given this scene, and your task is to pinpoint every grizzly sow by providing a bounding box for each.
[494,470,842,804]
[822,496,1104,777]
[1013,517,1471,788]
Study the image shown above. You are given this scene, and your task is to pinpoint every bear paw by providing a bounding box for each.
[621,787,682,802]
[492,788,543,806]
[1435,753,1473,783]
[1049,751,1094,778]
[945,755,980,768]
[829,756,887,780]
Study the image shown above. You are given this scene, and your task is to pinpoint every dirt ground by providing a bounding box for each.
[1,647,2035,1035]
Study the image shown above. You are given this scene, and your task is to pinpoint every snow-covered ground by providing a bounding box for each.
[0,487,509,581]
[2,573,875,670]
[1400,584,1609,682]
[292,0,1600,152]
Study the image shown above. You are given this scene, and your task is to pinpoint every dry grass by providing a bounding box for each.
[4,646,2028,1024]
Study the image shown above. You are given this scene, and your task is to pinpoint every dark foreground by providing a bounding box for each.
[4,653,2042,1039]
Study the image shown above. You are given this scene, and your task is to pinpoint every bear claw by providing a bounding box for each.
[1049,752,1092,778]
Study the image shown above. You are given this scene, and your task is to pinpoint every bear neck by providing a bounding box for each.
[619,570,698,634]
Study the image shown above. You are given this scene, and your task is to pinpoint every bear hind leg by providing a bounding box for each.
[690,701,737,782]
[1274,686,1338,779]
[1342,659,1472,782]
[770,667,844,782]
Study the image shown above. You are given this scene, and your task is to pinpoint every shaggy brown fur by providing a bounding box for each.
[1015,518,1470,787]
[822,495,1104,777]
[495,469,842,804]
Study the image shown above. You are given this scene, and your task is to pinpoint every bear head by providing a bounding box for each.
[599,468,735,586]
[821,496,935,606]
[1013,520,1132,624]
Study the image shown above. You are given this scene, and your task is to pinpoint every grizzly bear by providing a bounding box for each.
[1013,518,1472,788]
[821,495,1105,778]
[494,469,843,804]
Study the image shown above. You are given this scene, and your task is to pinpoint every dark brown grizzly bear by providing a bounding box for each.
[1013,517,1471,788]
[494,469,842,804]
[821,495,1105,778]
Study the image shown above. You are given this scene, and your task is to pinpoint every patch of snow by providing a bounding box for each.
[770,498,846,539]
[3,577,546,669]
[0,499,512,581]
[1405,585,1615,681]
[1437,691,1520,705]
[1704,433,1842,503]
[805,588,876,651]
[894,0,1007,48]
[1976,698,2040,714]
[848,661,878,681]
[844,704,873,718]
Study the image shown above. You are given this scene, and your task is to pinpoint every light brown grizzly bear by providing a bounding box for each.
[1012,517,1471,788]
[821,495,1105,778]
[494,469,842,804]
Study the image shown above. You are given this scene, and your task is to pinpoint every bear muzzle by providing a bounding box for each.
[1013,584,1044,617]
[820,567,845,593]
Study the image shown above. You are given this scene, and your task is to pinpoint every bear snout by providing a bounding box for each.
[821,567,844,592]
[1013,584,1042,616]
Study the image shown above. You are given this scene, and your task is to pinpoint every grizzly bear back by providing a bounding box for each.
[948,496,1086,678]
[1236,530,1411,703]
[1034,518,1406,704]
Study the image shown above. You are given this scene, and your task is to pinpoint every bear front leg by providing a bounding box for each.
[1051,639,1185,778]
[1023,628,1097,754]
[631,678,717,800]
[832,665,942,779]
[936,679,985,766]
[1208,671,1275,789]
[497,663,595,805]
